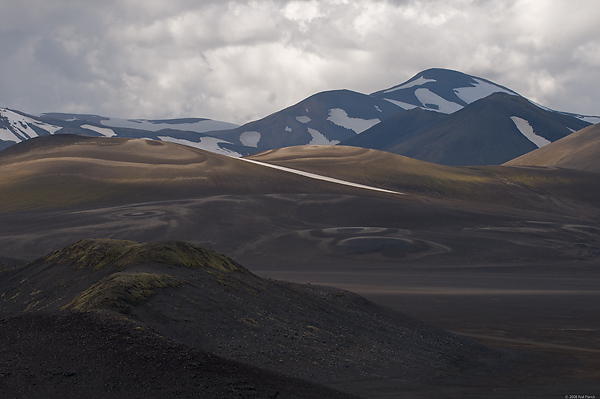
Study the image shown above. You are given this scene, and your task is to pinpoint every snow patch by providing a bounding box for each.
[414,89,463,113]
[0,108,62,140]
[384,77,436,93]
[327,108,380,134]
[157,136,242,157]
[0,129,20,142]
[577,115,600,124]
[307,128,339,145]
[100,118,239,133]
[374,105,382,113]
[239,131,261,147]
[383,99,419,110]
[510,116,550,148]
[296,116,311,124]
[453,78,516,104]
[285,126,292,132]
[81,124,116,137]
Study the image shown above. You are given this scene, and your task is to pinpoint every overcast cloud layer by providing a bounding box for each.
[1,0,599,124]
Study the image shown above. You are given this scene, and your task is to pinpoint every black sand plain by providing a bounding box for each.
[1,136,599,397]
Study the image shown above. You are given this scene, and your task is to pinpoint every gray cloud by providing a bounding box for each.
[1,0,598,124]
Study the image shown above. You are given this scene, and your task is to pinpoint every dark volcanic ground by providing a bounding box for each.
[0,310,359,399]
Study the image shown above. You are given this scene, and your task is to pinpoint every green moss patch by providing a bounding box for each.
[63,272,184,311]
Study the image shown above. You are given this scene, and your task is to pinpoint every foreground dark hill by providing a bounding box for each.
[342,93,590,165]
[505,123,600,172]
[0,311,355,399]
[0,239,507,396]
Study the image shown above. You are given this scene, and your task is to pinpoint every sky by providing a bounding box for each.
[1,0,599,124]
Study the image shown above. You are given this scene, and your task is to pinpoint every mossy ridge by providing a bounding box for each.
[143,241,247,273]
[63,272,184,311]
[43,239,142,270]
[43,239,248,274]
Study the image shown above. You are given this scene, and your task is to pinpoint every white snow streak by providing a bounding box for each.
[327,108,380,134]
[414,89,463,113]
[240,158,403,195]
[307,128,339,145]
[453,78,516,104]
[157,136,242,157]
[382,98,419,110]
[239,131,261,147]
[510,116,550,148]
[384,77,436,93]
[81,124,116,137]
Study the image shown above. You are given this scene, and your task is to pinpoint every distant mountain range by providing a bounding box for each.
[1,68,598,165]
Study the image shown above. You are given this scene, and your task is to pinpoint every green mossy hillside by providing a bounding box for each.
[62,272,184,312]
[43,239,247,273]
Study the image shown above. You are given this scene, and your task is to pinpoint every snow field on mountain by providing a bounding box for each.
[453,78,516,104]
[240,131,261,147]
[99,117,239,133]
[307,128,339,145]
[296,116,311,123]
[327,108,380,134]
[1,108,62,141]
[384,77,437,93]
[414,89,463,113]
[157,135,242,157]
[81,124,116,138]
[510,116,550,148]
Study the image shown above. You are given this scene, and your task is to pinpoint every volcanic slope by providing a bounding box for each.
[505,123,600,172]
[0,311,357,399]
[0,239,511,397]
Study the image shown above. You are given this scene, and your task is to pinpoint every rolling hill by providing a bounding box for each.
[505,123,600,172]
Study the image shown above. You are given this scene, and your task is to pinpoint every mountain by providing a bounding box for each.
[3,68,598,164]
[370,67,520,113]
[342,92,591,165]
[505,123,600,172]
[370,68,600,124]
[203,89,403,155]
[0,107,244,156]
[0,239,501,396]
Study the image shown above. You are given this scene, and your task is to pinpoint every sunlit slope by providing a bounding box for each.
[505,123,600,173]
[248,145,600,208]
[0,135,373,211]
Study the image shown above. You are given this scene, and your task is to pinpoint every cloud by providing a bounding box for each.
[0,0,599,124]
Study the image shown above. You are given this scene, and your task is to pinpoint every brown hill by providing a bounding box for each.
[0,135,371,212]
[505,123,600,172]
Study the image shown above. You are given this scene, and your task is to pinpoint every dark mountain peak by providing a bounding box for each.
[42,238,247,274]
